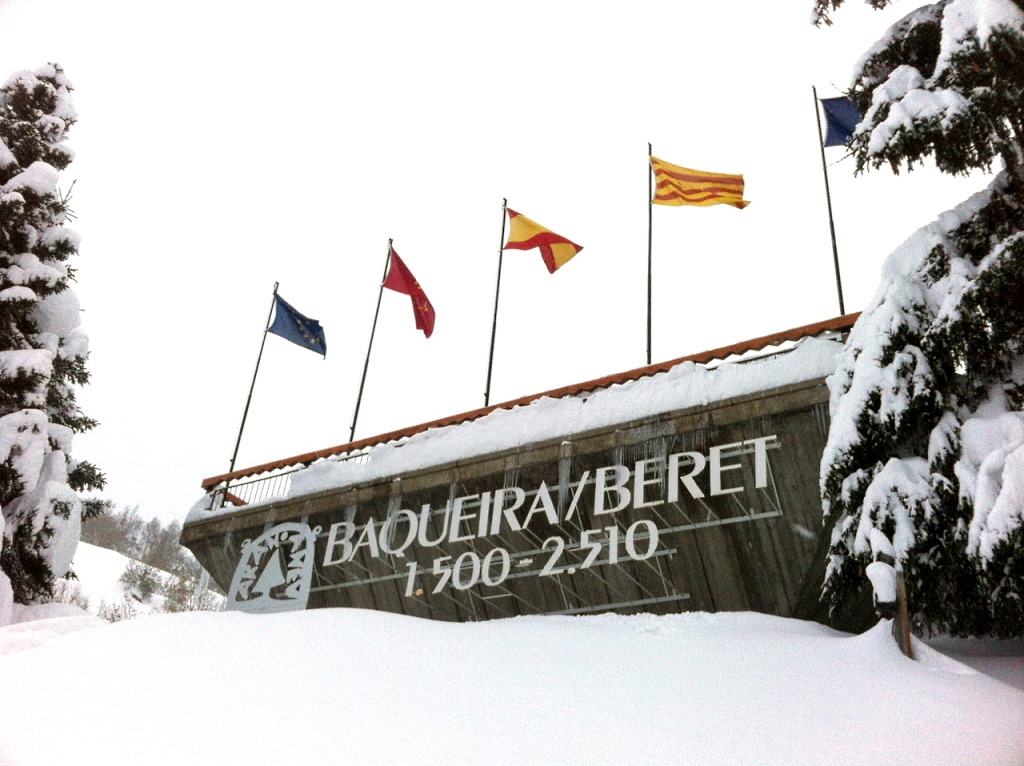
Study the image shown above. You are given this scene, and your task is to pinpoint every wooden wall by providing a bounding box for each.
[182,377,846,625]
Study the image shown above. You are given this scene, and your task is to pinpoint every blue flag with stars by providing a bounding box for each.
[268,293,326,356]
[821,96,861,147]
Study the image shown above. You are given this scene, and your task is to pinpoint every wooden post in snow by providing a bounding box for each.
[893,571,914,659]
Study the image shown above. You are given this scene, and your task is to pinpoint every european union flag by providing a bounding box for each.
[821,96,860,147]
[268,293,326,356]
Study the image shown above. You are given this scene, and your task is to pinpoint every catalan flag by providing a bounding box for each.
[383,245,435,338]
[650,156,750,209]
[503,209,583,273]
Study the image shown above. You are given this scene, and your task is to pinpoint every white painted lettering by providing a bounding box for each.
[323,521,356,566]
[417,502,451,547]
[523,481,559,528]
[352,518,381,558]
[594,465,631,515]
[744,435,776,488]
[667,452,706,501]
[709,442,744,496]
[324,434,781,570]
[633,457,665,509]
[477,491,492,538]
[490,487,525,535]
[564,470,591,521]
[448,494,479,543]
[380,509,418,557]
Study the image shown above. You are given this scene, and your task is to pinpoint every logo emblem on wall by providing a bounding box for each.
[227,522,321,614]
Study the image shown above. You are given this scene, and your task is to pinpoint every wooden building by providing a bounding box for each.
[182,314,865,628]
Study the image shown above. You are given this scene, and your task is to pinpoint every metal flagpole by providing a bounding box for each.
[813,86,846,315]
[350,239,392,442]
[228,282,279,475]
[484,198,508,407]
[647,143,653,365]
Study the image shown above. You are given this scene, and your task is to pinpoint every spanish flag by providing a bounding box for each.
[650,156,750,209]
[383,246,435,338]
[503,209,583,274]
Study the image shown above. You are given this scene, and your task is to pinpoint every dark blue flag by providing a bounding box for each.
[268,293,326,356]
[821,96,860,147]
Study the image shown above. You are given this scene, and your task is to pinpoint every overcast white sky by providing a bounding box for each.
[0,0,990,525]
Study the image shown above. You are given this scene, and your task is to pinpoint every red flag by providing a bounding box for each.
[383,246,435,338]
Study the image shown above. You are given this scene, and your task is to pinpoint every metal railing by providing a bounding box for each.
[207,448,372,510]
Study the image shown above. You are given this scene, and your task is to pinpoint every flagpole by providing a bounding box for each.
[647,143,653,365]
[484,198,507,407]
[228,282,279,475]
[813,86,846,315]
[350,239,392,442]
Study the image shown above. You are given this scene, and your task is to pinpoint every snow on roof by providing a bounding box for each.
[190,315,856,522]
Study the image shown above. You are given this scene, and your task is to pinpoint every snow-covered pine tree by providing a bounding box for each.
[0,64,104,617]
[816,0,1024,637]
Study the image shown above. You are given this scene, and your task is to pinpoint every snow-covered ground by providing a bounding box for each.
[0,544,1022,766]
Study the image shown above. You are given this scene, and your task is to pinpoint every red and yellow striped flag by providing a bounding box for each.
[650,156,750,209]
[503,209,583,274]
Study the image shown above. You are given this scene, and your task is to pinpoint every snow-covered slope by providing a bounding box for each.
[0,607,1022,766]
[52,541,163,618]
[7,542,221,624]
[0,541,1020,765]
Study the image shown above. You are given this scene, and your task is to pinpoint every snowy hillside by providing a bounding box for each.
[55,541,164,618]
[1,603,1023,765]
[21,542,222,622]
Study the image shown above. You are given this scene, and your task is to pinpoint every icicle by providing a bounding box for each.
[382,478,403,554]
[557,441,574,517]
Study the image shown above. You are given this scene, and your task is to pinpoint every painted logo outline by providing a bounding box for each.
[227,522,321,614]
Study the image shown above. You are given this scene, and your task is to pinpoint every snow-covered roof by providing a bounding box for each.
[192,314,857,520]
[204,314,858,488]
